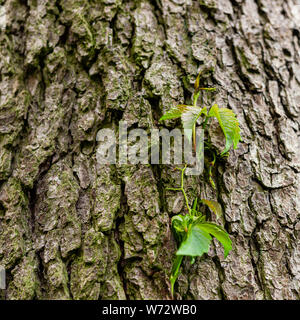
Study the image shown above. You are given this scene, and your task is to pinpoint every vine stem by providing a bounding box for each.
[180,166,191,213]
[166,165,191,214]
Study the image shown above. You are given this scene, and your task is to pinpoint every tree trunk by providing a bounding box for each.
[0,0,299,300]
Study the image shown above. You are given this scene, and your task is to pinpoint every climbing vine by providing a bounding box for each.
[160,73,241,297]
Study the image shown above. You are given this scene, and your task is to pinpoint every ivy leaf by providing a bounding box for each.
[176,224,212,257]
[159,105,190,121]
[197,222,232,258]
[208,104,241,155]
[170,255,183,298]
[181,106,207,144]
[201,199,223,218]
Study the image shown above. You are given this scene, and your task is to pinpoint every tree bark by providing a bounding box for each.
[0,0,299,300]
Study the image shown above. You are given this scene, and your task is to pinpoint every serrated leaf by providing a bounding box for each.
[176,224,212,257]
[181,106,207,143]
[208,104,241,155]
[201,199,223,218]
[197,222,232,258]
[159,105,190,121]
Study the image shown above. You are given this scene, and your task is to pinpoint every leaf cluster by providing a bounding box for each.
[160,73,241,298]
[160,73,241,156]
[167,167,232,296]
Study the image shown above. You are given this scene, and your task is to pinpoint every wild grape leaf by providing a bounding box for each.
[176,224,212,257]
[197,222,232,258]
[208,104,241,155]
[159,105,190,121]
[201,199,223,218]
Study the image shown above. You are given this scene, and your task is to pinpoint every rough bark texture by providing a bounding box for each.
[0,0,299,300]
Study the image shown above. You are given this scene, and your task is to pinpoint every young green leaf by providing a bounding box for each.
[201,199,223,218]
[176,224,212,257]
[208,104,241,155]
[197,222,232,258]
[193,214,206,224]
[192,198,197,211]
[191,198,198,216]
[159,105,190,121]
[172,215,189,233]
[181,106,207,144]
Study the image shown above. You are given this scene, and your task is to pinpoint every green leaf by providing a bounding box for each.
[201,199,223,218]
[170,255,183,298]
[197,222,232,258]
[191,198,198,216]
[193,215,206,223]
[171,214,192,243]
[208,104,241,155]
[171,215,185,232]
[176,224,212,257]
[181,106,207,143]
[192,198,197,211]
[160,104,208,153]
[159,105,190,121]
[172,215,187,233]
